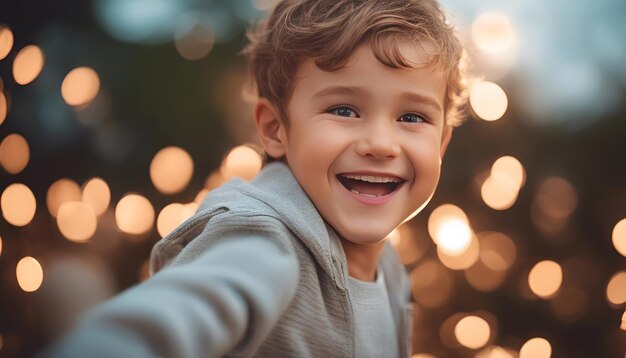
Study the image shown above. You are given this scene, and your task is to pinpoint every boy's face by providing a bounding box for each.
[270,42,451,245]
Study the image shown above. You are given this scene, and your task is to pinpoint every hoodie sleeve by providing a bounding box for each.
[42,235,300,358]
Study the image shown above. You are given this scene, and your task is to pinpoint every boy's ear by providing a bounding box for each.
[255,98,287,159]
[440,125,453,159]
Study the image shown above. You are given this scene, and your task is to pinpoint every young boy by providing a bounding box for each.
[46,0,468,356]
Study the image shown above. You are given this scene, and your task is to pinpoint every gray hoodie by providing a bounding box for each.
[45,162,412,357]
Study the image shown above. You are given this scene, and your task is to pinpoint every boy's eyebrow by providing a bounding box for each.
[312,85,442,113]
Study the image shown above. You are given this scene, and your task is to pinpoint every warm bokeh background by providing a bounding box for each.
[1,0,625,357]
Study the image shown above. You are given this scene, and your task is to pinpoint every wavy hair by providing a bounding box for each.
[243,0,470,127]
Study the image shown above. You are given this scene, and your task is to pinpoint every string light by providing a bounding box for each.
[12,45,45,85]
[16,256,43,292]
[221,145,262,181]
[611,218,626,257]
[61,67,101,107]
[156,203,194,238]
[491,156,525,188]
[46,179,82,217]
[57,201,98,242]
[0,92,7,125]
[470,81,508,121]
[454,315,491,349]
[115,194,155,235]
[0,133,30,174]
[1,183,36,226]
[519,337,552,358]
[81,177,111,216]
[528,260,563,298]
[0,26,14,60]
[481,172,518,210]
[150,146,194,195]
[606,271,626,305]
[437,234,479,270]
[471,12,515,53]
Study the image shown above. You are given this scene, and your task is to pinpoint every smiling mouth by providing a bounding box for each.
[336,173,405,197]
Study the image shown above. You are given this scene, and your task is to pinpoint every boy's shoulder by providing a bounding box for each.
[150,162,333,272]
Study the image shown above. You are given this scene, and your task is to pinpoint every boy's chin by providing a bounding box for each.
[336,228,395,247]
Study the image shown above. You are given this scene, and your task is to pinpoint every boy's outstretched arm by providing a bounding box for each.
[42,236,299,358]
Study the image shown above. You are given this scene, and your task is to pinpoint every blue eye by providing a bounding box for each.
[329,107,359,118]
[398,113,426,123]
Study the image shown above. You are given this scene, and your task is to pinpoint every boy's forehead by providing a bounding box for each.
[293,42,446,105]
[298,39,439,75]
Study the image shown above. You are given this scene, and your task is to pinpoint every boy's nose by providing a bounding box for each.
[355,121,401,159]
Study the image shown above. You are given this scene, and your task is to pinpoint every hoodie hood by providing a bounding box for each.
[153,161,346,285]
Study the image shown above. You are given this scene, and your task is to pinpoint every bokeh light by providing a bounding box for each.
[204,170,226,190]
[174,24,214,61]
[115,194,155,235]
[61,67,101,107]
[194,188,209,204]
[437,234,479,270]
[428,204,469,238]
[471,12,515,53]
[138,259,151,282]
[221,145,262,181]
[478,232,517,272]
[57,201,98,243]
[150,146,194,195]
[0,26,14,60]
[491,156,525,189]
[606,271,626,305]
[16,256,43,292]
[475,346,516,358]
[469,81,508,121]
[465,258,507,292]
[428,204,473,254]
[454,315,491,349]
[410,259,453,308]
[46,178,82,217]
[481,172,519,210]
[81,177,111,216]
[156,202,197,238]
[12,45,45,85]
[440,313,465,348]
[611,218,626,257]
[531,177,577,236]
[0,235,3,256]
[621,310,626,331]
[519,337,552,358]
[388,225,426,265]
[549,286,588,322]
[434,217,473,255]
[0,92,7,125]
[528,260,563,298]
[0,133,30,174]
[1,183,36,226]
[534,177,578,220]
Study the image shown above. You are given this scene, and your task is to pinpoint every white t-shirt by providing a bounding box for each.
[348,269,399,358]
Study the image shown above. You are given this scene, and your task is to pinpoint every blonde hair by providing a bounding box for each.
[244,0,470,127]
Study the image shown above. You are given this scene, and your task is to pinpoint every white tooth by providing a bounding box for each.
[360,193,379,198]
[342,174,402,183]
[350,189,380,197]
